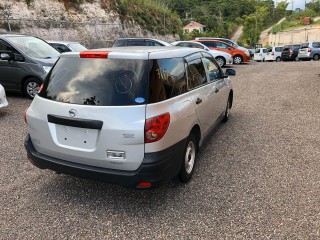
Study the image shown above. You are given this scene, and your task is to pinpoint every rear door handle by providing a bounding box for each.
[196,98,202,104]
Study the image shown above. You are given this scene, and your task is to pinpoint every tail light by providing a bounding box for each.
[308,48,311,52]
[80,51,110,58]
[145,113,170,143]
[38,84,44,94]
[272,51,274,55]
[24,107,29,123]
[289,50,293,55]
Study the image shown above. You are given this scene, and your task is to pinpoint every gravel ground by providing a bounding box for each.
[1,61,320,239]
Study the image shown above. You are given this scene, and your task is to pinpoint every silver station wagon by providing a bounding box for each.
[24,47,236,188]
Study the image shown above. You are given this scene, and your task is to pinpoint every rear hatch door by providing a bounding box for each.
[27,53,149,171]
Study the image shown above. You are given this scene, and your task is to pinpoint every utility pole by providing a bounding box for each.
[3,4,12,32]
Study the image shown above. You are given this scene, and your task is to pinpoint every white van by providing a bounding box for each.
[253,48,268,62]
[24,47,236,188]
[265,46,283,62]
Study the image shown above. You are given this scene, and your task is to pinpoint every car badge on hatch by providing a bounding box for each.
[69,109,77,117]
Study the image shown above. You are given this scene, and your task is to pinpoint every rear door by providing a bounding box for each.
[27,54,149,171]
[185,53,212,135]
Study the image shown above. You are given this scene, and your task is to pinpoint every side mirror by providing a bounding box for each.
[225,69,236,76]
[0,52,14,61]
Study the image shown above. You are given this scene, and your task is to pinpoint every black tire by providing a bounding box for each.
[222,97,231,122]
[313,54,319,61]
[23,78,42,99]
[179,134,197,183]
[233,55,243,64]
[276,57,281,62]
[215,56,226,67]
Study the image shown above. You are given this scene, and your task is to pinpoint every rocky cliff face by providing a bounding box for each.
[0,0,175,47]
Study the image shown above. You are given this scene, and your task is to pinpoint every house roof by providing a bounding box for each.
[183,21,205,29]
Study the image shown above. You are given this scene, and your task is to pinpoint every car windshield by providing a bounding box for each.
[7,36,60,59]
[68,43,87,52]
[39,58,149,106]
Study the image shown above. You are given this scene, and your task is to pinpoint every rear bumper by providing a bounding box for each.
[24,134,186,188]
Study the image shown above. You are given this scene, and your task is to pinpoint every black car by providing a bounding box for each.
[281,44,301,61]
[112,38,171,47]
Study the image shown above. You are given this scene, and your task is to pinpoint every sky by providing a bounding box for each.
[277,0,312,10]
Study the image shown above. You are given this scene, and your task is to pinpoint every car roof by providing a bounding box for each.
[61,46,206,60]
[47,40,81,45]
[0,33,32,38]
[115,38,171,46]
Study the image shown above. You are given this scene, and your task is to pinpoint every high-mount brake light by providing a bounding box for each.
[80,51,110,59]
[145,113,170,143]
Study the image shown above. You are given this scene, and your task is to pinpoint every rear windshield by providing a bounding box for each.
[301,43,309,48]
[39,58,149,106]
[68,43,87,52]
[112,39,126,47]
[293,45,301,50]
[275,47,283,52]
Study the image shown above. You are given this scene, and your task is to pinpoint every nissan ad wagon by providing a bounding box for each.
[24,47,236,188]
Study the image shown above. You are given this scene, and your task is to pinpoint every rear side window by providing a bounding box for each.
[200,41,216,48]
[312,42,320,48]
[112,39,126,47]
[145,41,162,46]
[127,40,145,46]
[148,58,187,103]
[39,58,149,106]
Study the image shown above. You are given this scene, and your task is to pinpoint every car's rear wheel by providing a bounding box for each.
[313,54,319,61]
[179,134,197,183]
[23,78,41,99]
[215,56,226,67]
[276,57,281,62]
[233,55,243,64]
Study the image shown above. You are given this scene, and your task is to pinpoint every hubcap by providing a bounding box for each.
[216,57,224,67]
[234,57,242,64]
[26,82,40,98]
[184,140,196,174]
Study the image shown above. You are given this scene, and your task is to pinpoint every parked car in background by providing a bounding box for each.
[0,33,60,99]
[112,38,172,47]
[298,41,320,61]
[195,37,250,56]
[194,39,250,64]
[265,46,283,62]
[253,48,268,62]
[281,44,301,61]
[24,47,236,188]
[47,40,87,53]
[171,40,233,67]
[0,84,8,108]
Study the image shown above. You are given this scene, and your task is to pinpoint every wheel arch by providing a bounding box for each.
[21,75,42,93]
[229,90,234,109]
[190,124,201,151]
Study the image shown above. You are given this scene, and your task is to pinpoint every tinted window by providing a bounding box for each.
[283,45,290,50]
[275,47,283,52]
[301,43,309,48]
[52,44,71,53]
[267,48,272,52]
[263,49,268,53]
[39,58,149,106]
[148,58,187,103]
[127,40,145,46]
[189,42,205,49]
[113,39,126,47]
[312,42,320,48]
[145,40,162,46]
[255,48,261,53]
[200,41,216,48]
[186,58,207,89]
